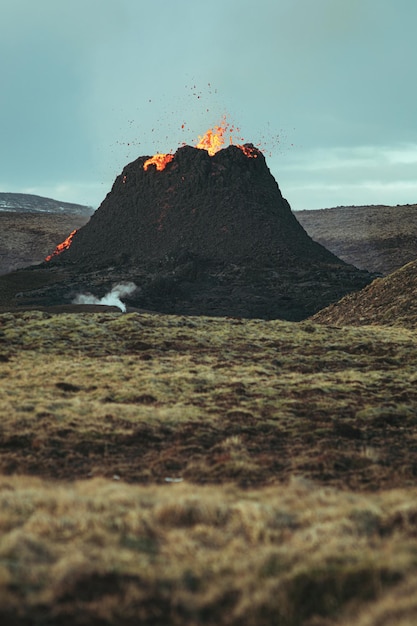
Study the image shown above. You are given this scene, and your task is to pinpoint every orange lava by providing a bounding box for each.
[143,153,174,171]
[236,144,258,158]
[195,118,259,158]
[195,124,227,156]
[45,230,77,261]
[143,117,260,172]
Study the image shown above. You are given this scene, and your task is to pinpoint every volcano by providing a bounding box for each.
[31,142,374,319]
[62,144,339,267]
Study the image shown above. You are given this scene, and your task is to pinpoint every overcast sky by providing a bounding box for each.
[1,0,416,211]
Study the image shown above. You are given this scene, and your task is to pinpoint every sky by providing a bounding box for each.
[1,0,416,211]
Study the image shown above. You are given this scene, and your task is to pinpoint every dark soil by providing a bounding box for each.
[3,396,417,492]
[0,259,373,321]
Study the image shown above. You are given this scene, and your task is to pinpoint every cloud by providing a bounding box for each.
[287,144,417,169]
[272,143,417,210]
[1,0,416,212]
[283,184,417,212]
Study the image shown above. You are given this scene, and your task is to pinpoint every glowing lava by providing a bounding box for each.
[143,153,174,171]
[45,229,77,261]
[195,123,227,156]
[195,117,258,157]
[236,144,258,158]
[143,117,259,172]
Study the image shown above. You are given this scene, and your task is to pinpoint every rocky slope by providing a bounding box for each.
[0,193,93,274]
[63,145,338,268]
[311,258,417,329]
[295,203,417,275]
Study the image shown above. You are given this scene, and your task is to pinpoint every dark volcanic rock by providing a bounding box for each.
[7,145,375,320]
[63,145,338,267]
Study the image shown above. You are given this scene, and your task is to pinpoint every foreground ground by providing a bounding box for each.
[1,310,417,624]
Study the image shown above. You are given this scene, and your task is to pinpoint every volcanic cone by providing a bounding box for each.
[63,144,338,267]
[38,144,374,319]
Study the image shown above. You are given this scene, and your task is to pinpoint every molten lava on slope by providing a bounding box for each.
[45,229,78,262]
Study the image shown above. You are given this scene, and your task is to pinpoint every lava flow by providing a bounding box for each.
[45,229,77,261]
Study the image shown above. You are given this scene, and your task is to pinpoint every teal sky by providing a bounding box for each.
[1,0,416,210]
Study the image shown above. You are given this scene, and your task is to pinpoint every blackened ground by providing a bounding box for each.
[0,256,374,321]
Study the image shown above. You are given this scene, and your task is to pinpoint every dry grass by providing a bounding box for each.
[1,310,417,624]
[312,259,417,329]
[1,311,417,488]
[1,476,417,625]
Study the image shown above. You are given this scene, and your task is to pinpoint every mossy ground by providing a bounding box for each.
[1,310,417,624]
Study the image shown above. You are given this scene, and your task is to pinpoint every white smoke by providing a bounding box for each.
[72,282,137,312]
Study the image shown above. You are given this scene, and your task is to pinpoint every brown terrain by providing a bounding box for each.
[0,211,91,274]
[295,203,417,275]
[0,192,93,275]
[311,258,417,329]
[1,155,417,624]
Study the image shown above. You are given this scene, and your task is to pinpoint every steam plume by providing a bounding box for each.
[73,282,137,312]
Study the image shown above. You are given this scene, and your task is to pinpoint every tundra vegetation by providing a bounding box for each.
[1,310,417,625]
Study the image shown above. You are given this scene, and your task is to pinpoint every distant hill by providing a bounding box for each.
[311,258,417,329]
[295,204,417,275]
[0,193,94,274]
[0,192,94,215]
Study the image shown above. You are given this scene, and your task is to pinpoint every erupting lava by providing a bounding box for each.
[195,124,227,156]
[195,118,258,158]
[143,117,258,172]
[143,153,174,171]
[45,229,77,262]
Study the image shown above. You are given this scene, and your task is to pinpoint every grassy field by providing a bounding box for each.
[1,310,417,625]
